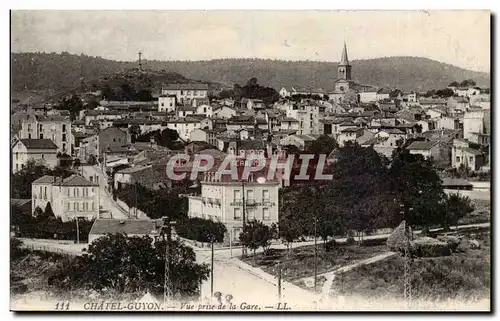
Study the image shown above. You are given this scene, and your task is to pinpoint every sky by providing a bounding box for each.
[10,10,491,72]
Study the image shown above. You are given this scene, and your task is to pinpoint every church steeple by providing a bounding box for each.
[340,41,349,65]
[338,41,352,81]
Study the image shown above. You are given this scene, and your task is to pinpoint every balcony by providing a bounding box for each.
[229,200,275,207]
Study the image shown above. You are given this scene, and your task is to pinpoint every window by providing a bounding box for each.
[469,156,474,163]
[263,208,270,220]
[456,156,461,163]
[67,188,70,196]
[28,134,31,139]
[73,188,76,197]
[15,164,18,171]
[234,208,241,219]
[73,202,77,211]
[44,187,47,199]
[203,107,207,113]
[67,202,70,211]
[62,134,67,142]
[247,190,254,201]
[262,190,269,201]
[234,190,241,201]
[161,103,164,107]
[15,152,18,160]
[62,124,67,132]
[40,133,44,139]
[39,186,42,199]
[247,208,255,220]
[42,154,45,159]
[181,90,184,95]
[92,202,95,211]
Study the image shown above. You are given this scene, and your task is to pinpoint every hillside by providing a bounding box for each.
[11,52,490,95]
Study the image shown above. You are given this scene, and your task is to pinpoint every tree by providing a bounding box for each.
[175,217,227,243]
[136,89,153,102]
[460,79,476,87]
[449,81,459,87]
[44,202,55,218]
[73,158,81,168]
[388,150,446,230]
[87,154,97,165]
[58,94,83,121]
[435,88,455,98]
[33,206,44,217]
[128,124,141,143]
[49,233,210,297]
[444,194,475,230]
[239,220,276,266]
[307,135,339,156]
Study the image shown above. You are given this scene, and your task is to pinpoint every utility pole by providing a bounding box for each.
[314,216,318,293]
[135,183,138,219]
[163,216,176,306]
[211,236,215,297]
[76,218,80,244]
[277,263,282,300]
[241,180,247,257]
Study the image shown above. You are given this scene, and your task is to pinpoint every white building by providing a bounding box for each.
[31,175,100,221]
[463,110,484,141]
[19,113,73,156]
[12,139,58,173]
[165,118,202,141]
[161,83,209,105]
[187,173,280,244]
[158,95,176,113]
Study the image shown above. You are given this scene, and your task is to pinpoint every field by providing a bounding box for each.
[240,243,388,284]
[459,199,491,225]
[330,231,490,302]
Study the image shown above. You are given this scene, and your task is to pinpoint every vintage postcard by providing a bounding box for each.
[10,10,491,312]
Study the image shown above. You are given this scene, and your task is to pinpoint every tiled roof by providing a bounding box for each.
[11,198,31,207]
[61,175,98,186]
[19,139,58,150]
[32,175,59,184]
[340,127,361,133]
[89,219,161,236]
[407,141,438,150]
[456,147,482,156]
[162,83,208,90]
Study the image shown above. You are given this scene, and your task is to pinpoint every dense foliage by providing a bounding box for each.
[135,128,183,149]
[175,217,227,243]
[115,183,189,220]
[11,204,94,242]
[10,161,74,199]
[48,233,209,298]
[280,142,450,247]
[239,220,277,265]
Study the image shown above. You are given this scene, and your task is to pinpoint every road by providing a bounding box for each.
[195,247,320,310]
[81,165,130,220]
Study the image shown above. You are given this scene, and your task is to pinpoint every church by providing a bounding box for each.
[328,42,377,104]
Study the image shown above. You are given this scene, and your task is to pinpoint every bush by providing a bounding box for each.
[325,239,336,252]
[387,221,412,251]
[411,237,451,257]
[437,235,460,252]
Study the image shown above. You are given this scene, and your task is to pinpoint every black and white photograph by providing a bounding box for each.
[9,9,491,312]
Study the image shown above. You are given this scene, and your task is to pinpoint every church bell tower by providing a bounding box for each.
[338,41,352,81]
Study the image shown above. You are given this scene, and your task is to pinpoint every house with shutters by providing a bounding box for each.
[12,139,59,173]
[31,174,100,221]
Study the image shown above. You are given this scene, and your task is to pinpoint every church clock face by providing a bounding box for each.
[339,68,344,74]
[340,86,344,92]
